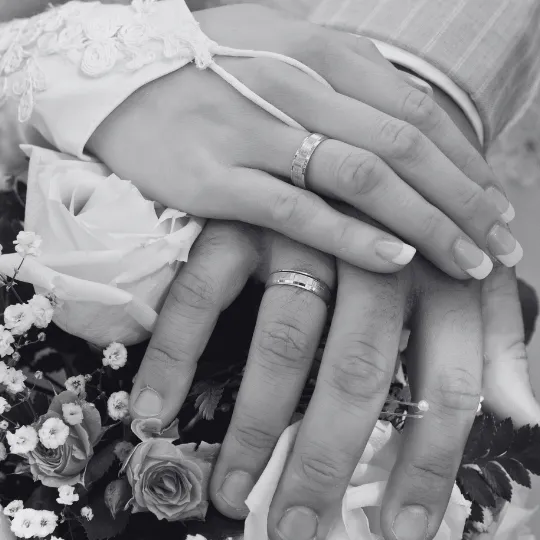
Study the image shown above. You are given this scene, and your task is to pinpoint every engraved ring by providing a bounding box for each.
[265,270,333,306]
[290,133,329,189]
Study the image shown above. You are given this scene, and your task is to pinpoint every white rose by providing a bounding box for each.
[0,146,203,346]
[245,421,471,540]
[81,41,118,77]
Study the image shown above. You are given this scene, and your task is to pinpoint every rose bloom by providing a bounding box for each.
[0,146,203,347]
[27,391,102,487]
[245,421,471,540]
[124,438,220,521]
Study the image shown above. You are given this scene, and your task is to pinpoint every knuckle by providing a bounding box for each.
[329,336,392,403]
[298,452,349,494]
[257,319,311,368]
[145,343,191,371]
[269,191,312,229]
[405,458,454,493]
[400,88,439,130]
[232,422,278,453]
[335,151,382,199]
[436,368,481,413]
[377,119,423,163]
[457,187,485,220]
[418,210,445,241]
[170,269,218,311]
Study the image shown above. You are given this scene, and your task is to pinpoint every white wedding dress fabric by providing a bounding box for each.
[0,0,331,163]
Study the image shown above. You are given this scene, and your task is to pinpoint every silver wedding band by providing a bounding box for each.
[265,270,333,305]
[290,133,329,189]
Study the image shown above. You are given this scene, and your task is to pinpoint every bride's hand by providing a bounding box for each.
[127,220,538,540]
[87,3,518,280]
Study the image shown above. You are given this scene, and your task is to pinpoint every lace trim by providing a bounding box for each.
[0,0,218,122]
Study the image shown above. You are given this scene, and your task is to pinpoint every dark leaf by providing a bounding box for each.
[510,424,534,454]
[194,385,224,421]
[81,491,130,540]
[104,478,132,519]
[488,418,513,459]
[517,450,540,476]
[469,502,484,524]
[482,462,512,501]
[457,466,496,508]
[25,485,57,511]
[84,442,118,488]
[496,456,531,488]
[463,414,496,463]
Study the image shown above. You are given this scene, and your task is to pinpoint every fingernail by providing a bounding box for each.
[277,506,318,540]
[485,186,515,223]
[133,387,162,417]
[217,470,254,514]
[376,239,416,265]
[406,74,433,96]
[487,223,523,267]
[453,237,493,279]
[392,505,429,540]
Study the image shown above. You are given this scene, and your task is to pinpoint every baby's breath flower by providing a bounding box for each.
[34,370,43,380]
[0,361,7,384]
[0,326,14,357]
[80,506,93,521]
[3,499,23,517]
[114,441,134,462]
[37,332,46,342]
[10,508,39,538]
[51,537,64,540]
[62,402,83,426]
[107,391,129,421]
[11,351,20,362]
[14,231,42,257]
[56,485,79,506]
[7,425,38,454]
[4,367,26,394]
[0,442,7,462]
[186,536,208,540]
[102,342,127,370]
[0,420,8,430]
[0,396,10,414]
[38,418,69,449]
[65,375,86,398]
[28,294,54,328]
[4,303,35,336]
[34,509,58,538]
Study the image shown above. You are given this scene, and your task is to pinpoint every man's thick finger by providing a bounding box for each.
[382,275,482,540]
[130,222,258,428]
[267,262,407,540]
[482,265,540,426]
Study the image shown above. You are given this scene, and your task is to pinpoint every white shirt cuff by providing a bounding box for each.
[370,39,485,148]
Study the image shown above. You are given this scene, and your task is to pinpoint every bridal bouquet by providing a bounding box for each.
[0,147,538,540]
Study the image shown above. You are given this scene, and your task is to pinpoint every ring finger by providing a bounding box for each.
[210,235,335,519]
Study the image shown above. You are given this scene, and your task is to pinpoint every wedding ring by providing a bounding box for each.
[290,133,329,189]
[265,270,333,305]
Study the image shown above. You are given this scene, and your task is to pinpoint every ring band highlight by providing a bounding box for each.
[290,133,329,189]
[265,270,332,305]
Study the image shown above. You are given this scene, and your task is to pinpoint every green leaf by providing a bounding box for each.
[104,478,132,519]
[469,502,484,524]
[482,462,512,501]
[457,466,496,508]
[496,456,531,488]
[463,414,496,463]
[488,418,514,459]
[194,384,224,421]
[81,491,130,540]
[84,442,118,488]
[25,485,57,511]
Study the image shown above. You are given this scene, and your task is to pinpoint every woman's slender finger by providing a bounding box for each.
[130,222,258,428]
[381,272,483,540]
[207,167,416,274]
[210,236,335,519]
[267,261,408,540]
[250,130,492,280]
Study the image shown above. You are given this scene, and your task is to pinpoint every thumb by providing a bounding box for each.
[482,265,540,427]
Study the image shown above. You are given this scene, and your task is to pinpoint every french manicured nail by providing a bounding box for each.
[485,186,515,223]
[406,74,433,96]
[277,506,318,540]
[392,505,429,540]
[453,237,493,279]
[133,387,162,417]
[376,239,416,265]
[217,470,254,514]
[487,223,523,267]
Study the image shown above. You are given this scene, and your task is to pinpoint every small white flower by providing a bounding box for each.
[4,304,35,336]
[0,442,6,461]
[0,420,8,430]
[34,510,58,538]
[10,508,39,538]
[56,485,79,506]
[62,402,83,426]
[38,417,69,449]
[102,342,127,370]
[113,441,134,462]
[4,367,27,394]
[0,326,14,357]
[28,294,54,328]
[3,499,23,517]
[107,391,129,421]
[0,361,8,384]
[0,396,10,414]
[34,370,43,380]
[6,425,38,454]
[80,506,93,521]
[186,535,208,540]
[65,375,86,398]
[51,537,64,540]
[13,231,42,257]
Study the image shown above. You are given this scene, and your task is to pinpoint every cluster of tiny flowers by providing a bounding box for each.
[64,375,87,399]
[3,501,58,539]
[107,391,130,421]
[13,231,42,258]
[113,441,134,462]
[0,395,11,414]
[4,294,54,337]
[62,402,84,425]
[80,506,93,521]
[0,361,26,395]
[102,342,127,370]
[6,425,38,454]
[56,485,79,506]
[38,417,69,450]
